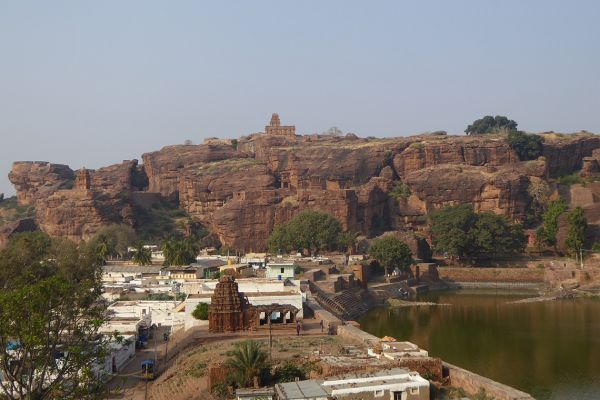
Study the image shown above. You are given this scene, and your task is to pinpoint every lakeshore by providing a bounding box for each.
[359,289,600,400]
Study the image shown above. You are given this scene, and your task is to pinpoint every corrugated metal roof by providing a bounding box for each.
[103,265,164,274]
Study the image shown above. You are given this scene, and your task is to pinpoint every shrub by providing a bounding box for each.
[507,130,544,160]
[465,115,517,135]
[557,173,584,186]
[275,363,306,383]
[389,182,411,201]
[192,303,209,320]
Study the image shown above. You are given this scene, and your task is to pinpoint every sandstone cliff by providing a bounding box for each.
[6,129,600,251]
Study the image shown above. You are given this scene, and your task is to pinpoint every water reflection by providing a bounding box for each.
[358,290,600,400]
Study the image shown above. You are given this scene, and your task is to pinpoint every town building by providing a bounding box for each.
[275,368,429,400]
[236,388,274,400]
[266,261,296,280]
[102,264,165,283]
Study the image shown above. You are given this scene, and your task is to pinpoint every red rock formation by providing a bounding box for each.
[8,128,600,248]
[9,162,75,206]
[141,144,245,199]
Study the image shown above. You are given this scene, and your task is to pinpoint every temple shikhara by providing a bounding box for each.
[208,276,299,333]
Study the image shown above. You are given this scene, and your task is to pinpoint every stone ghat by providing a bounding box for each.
[437,267,545,283]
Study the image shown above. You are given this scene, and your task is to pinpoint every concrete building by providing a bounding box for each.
[102,264,165,283]
[275,368,429,400]
[266,261,296,280]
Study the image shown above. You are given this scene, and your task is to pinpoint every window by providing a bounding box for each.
[280,268,285,273]
[410,388,419,395]
[393,392,403,400]
[374,389,384,397]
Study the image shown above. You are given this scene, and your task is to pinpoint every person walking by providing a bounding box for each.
[296,322,300,336]
[319,320,324,333]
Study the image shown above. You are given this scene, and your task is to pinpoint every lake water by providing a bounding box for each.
[358,290,600,400]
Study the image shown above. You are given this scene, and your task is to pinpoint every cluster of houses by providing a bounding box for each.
[95,252,305,377]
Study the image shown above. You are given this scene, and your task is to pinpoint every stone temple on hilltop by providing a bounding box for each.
[265,113,296,137]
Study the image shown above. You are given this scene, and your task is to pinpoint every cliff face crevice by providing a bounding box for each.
[6,132,600,250]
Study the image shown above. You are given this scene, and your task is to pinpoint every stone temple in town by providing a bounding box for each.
[208,275,299,333]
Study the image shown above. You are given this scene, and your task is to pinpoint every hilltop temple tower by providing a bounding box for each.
[265,113,295,137]
[75,168,91,190]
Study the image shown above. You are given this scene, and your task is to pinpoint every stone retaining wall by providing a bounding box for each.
[444,362,534,400]
[437,267,544,283]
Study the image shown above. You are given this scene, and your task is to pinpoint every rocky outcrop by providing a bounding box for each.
[0,218,37,248]
[402,164,530,221]
[393,138,517,176]
[179,159,276,224]
[9,162,75,205]
[543,135,600,176]
[142,144,245,199]
[8,128,600,249]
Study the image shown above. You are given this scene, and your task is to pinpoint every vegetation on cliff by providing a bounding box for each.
[535,198,567,251]
[506,130,544,161]
[267,210,343,256]
[0,232,107,399]
[565,206,588,260]
[430,204,526,262]
[465,115,518,135]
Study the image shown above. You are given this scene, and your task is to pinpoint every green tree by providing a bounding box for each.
[507,130,544,161]
[267,210,342,256]
[430,204,526,262]
[368,236,413,275]
[224,340,269,388]
[537,198,567,250]
[0,232,107,400]
[565,206,587,260]
[337,231,360,254]
[87,224,137,261]
[465,115,518,135]
[192,303,209,320]
[161,236,199,266]
[131,242,152,266]
[429,204,477,260]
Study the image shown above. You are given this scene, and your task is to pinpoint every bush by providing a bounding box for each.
[389,182,411,201]
[507,131,544,161]
[275,362,306,383]
[465,115,517,135]
[557,173,585,186]
[192,303,209,320]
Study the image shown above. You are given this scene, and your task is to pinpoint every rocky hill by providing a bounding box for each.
[5,115,600,251]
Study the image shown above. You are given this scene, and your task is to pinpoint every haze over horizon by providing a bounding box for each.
[1,0,600,196]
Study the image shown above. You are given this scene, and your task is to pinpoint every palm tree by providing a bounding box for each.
[224,340,268,388]
[95,234,110,265]
[132,242,152,266]
[161,238,175,266]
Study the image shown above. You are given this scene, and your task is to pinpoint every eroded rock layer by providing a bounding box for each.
[7,128,600,250]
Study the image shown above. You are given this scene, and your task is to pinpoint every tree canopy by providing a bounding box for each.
[267,210,343,256]
[368,236,413,275]
[465,115,518,135]
[507,130,544,161]
[565,206,587,258]
[131,241,152,266]
[429,204,525,262]
[536,198,567,250]
[0,232,107,399]
[161,236,200,266]
[224,340,269,388]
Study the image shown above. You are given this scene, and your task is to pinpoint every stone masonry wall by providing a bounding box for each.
[445,362,534,400]
[437,267,544,283]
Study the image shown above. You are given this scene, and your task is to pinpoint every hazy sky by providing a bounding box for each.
[1,1,600,196]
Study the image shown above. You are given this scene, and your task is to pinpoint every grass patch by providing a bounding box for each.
[187,361,207,378]
[0,196,35,225]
